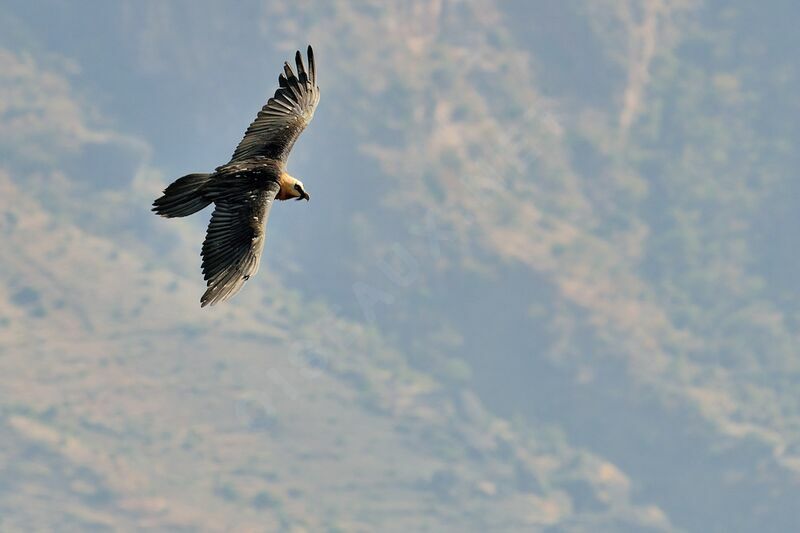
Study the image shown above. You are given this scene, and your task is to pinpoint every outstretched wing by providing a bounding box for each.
[200,180,281,307]
[229,45,320,163]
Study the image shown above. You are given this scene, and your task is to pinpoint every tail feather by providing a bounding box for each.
[152,173,213,218]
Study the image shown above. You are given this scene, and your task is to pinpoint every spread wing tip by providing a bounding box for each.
[200,287,234,307]
[307,45,315,81]
[228,45,319,162]
[200,269,250,307]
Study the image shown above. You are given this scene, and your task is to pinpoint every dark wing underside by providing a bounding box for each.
[229,45,320,163]
[200,180,281,307]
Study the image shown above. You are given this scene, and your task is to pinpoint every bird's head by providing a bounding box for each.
[278,173,310,201]
[292,178,310,201]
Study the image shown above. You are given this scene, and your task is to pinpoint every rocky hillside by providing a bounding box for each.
[2,1,799,531]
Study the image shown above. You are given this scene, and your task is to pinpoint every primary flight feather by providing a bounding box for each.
[153,46,320,307]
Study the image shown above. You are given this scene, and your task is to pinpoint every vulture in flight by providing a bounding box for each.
[153,46,320,307]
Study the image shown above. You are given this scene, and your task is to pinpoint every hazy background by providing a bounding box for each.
[1,1,799,531]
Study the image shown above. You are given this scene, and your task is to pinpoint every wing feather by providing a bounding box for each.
[229,46,320,163]
[200,180,281,307]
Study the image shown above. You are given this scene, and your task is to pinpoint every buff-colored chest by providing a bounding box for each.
[276,172,296,200]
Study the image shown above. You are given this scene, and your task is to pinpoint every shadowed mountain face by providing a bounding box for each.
[2,1,799,531]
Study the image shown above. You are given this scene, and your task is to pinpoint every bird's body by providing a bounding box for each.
[153,46,319,307]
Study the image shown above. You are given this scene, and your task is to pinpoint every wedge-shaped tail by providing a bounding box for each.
[152,173,213,218]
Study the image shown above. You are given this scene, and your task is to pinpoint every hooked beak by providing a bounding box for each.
[297,191,310,201]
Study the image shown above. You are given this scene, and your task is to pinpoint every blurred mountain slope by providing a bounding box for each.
[0,172,670,531]
[260,1,800,530]
[0,39,666,528]
[2,1,800,531]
